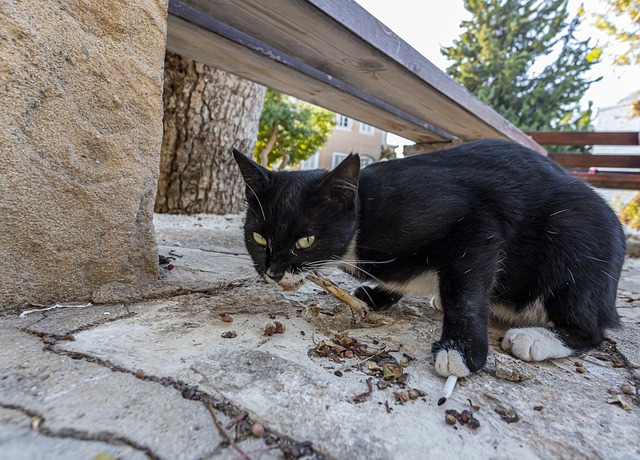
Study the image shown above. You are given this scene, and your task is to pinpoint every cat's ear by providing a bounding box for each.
[232,148,271,191]
[317,153,360,205]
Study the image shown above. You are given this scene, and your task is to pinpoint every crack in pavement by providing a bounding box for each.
[0,402,162,460]
[20,322,325,460]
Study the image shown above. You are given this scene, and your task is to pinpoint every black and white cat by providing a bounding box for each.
[233,140,625,377]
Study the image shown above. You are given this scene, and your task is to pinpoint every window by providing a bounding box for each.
[332,153,376,170]
[360,155,375,168]
[335,114,353,131]
[300,151,320,170]
[359,123,375,135]
[332,152,349,169]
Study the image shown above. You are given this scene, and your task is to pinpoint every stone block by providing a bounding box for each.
[0,0,168,307]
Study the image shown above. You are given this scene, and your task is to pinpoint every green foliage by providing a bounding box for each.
[590,0,640,66]
[254,89,335,169]
[620,192,640,229]
[442,0,602,144]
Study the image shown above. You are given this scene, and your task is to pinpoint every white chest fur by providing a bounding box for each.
[380,270,440,296]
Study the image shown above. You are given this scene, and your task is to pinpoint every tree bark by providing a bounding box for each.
[156,52,266,214]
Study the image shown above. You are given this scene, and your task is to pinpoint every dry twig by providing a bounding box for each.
[207,403,251,460]
[306,273,369,322]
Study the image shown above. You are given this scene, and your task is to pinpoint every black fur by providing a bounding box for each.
[233,140,625,374]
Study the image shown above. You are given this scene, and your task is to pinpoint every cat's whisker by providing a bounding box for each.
[245,183,266,222]
[337,260,386,284]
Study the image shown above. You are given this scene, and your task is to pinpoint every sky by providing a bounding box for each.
[354,0,640,145]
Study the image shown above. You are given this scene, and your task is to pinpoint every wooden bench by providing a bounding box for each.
[527,131,640,190]
[166,0,545,155]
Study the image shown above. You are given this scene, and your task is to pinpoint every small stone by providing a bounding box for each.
[135,369,145,378]
[274,321,285,334]
[445,413,457,425]
[251,423,265,437]
[220,313,233,322]
[221,331,237,339]
[620,383,635,395]
[408,390,420,400]
[576,366,587,374]
[42,336,56,345]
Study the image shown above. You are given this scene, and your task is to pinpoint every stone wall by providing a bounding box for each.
[0,0,168,307]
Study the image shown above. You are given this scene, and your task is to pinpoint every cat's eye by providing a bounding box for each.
[295,236,315,249]
[253,232,267,246]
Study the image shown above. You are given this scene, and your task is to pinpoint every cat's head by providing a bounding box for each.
[233,149,360,291]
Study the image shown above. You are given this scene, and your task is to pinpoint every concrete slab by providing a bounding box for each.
[1,213,639,459]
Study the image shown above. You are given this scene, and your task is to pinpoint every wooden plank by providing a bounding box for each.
[166,3,451,143]
[168,0,545,154]
[166,11,450,143]
[527,131,640,146]
[549,153,640,168]
[568,170,640,190]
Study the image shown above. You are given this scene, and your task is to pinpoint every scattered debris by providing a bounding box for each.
[135,369,145,379]
[495,406,520,424]
[353,378,373,403]
[607,394,633,412]
[274,321,285,334]
[445,413,457,425]
[221,331,237,339]
[264,323,277,337]
[19,302,92,318]
[251,423,265,438]
[533,406,544,411]
[621,383,635,396]
[220,313,234,323]
[384,401,392,413]
[306,273,369,323]
[495,354,533,382]
[444,403,481,430]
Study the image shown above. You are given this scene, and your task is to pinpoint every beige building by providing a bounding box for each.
[301,114,391,170]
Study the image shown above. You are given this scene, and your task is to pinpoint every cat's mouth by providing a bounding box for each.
[265,271,305,292]
[279,279,304,291]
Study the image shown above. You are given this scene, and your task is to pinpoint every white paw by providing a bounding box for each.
[434,348,471,377]
[501,327,572,362]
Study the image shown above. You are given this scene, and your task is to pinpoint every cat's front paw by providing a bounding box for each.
[432,338,487,377]
[501,327,572,361]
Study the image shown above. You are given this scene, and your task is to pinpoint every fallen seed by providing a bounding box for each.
[135,369,145,378]
[220,313,233,322]
[264,323,276,336]
[274,321,285,334]
[467,418,481,429]
[251,423,265,437]
[621,383,635,395]
[576,366,586,374]
[459,410,473,424]
[445,413,457,425]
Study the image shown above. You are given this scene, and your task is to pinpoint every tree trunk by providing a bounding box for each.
[156,52,266,214]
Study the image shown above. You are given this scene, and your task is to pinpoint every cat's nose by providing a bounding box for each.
[265,268,284,282]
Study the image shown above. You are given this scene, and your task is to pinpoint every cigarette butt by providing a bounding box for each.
[437,375,458,406]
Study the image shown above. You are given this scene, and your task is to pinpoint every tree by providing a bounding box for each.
[254,89,335,170]
[442,0,602,134]
[591,0,640,66]
[156,52,265,214]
